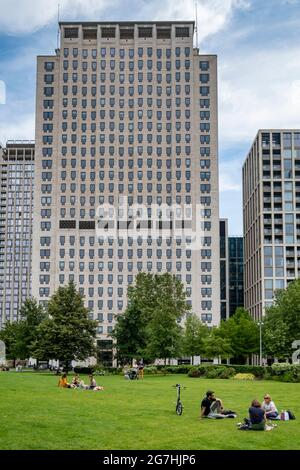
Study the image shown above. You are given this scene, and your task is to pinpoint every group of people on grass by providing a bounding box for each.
[200,390,281,431]
[58,373,104,391]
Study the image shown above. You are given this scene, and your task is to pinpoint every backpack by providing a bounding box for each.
[287,410,296,420]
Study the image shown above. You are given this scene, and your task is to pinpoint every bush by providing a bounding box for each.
[233,373,255,380]
[188,366,202,378]
[230,365,269,378]
[219,367,236,379]
[144,365,158,375]
[73,367,95,375]
[270,364,300,382]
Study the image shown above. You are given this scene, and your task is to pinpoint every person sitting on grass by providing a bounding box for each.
[70,374,80,388]
[58,373,71,388]
[89,374,104,391]
[200,390,236,419]
[248,399,266,430]
[261,394,279,420]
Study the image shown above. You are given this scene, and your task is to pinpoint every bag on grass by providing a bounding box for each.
[280,411,289,421]
[287,410,296,420]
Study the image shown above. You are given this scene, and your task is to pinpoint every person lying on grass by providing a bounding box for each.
[200,390,236,419]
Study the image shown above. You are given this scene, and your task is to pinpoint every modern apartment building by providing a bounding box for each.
[32,21,220,357]
[219,218,229,320]
[243,130,300,320]
[0,141,35,327]
[228,236,243,316]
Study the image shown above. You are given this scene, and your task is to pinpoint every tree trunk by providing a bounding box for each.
[65,361,69,373]
[191,356,194,366]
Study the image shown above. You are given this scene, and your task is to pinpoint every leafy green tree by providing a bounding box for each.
[144,305,183,365]
[218,308,259,364]
[33,282,97,371]
[111,301,147,365]
[268,279,300,348]
[182,314,209,364]
[113,272,190,364]
[143,273,189,364]
[0,322,23,366]
[202,330,233,362]
[17,298,46,361]
[262,307,290,360]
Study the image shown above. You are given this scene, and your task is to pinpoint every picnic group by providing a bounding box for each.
[200,390,295,431]
[58,373,104,391]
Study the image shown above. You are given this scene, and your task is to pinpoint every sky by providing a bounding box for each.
[0,0,300,235]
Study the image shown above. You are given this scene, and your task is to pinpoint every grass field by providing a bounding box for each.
[0,372,299,450]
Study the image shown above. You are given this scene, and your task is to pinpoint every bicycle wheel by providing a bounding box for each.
[176,401,183,415]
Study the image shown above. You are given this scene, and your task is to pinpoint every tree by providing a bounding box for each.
[112,272,190,364]
[33,282,97,371]
[202,330,233,362]
[144,305,183,365]
[17,298,46,361]
[262,307,290,360]
[0,322,23,366]
[111,301,147,365]
[182,314,209,364]
[265,280,300,356]
[218,308,259,364]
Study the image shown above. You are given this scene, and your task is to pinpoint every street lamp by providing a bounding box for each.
[258,321,264,366]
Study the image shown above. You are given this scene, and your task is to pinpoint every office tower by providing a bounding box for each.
[32,22,220,361]
[0,141,35,327]
[243,130,300,320]
[219,219,229,320]
[228,236,243,316]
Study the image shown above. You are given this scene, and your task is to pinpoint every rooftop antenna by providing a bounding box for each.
[195,1,199,50]
[57,3,60,50]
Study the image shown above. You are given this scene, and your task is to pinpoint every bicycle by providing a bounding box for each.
[173,383,186,415]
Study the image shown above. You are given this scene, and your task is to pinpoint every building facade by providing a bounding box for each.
[0,141,35,327]
[32,22,220,353]
[228,236,243,316]
[243,130,300,320]
[219,218,229,320]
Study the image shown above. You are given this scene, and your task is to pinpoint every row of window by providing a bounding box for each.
[60,48,204,59]
[43,98,210,109]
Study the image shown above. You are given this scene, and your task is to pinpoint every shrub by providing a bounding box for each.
[233,373,255,380]
[144,365,158,375]
[188,366,202,378]
[219,367,236,379]
[73,367,95,375]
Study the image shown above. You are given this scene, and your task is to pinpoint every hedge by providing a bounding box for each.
[187,363,300,382]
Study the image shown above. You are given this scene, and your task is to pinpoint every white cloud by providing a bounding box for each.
[219,159,242,192]
[219,46,300,146]
[0,0,116,34]
[0,113,35,144]
[0,0,250,39]
[139,0,250,43]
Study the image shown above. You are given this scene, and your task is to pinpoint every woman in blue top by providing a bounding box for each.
[249,399,266,430]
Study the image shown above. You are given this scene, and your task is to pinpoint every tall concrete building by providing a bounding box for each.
[219,219,229,320]
[0,141,35,327]
[32,22,220,359]
[243,130,300,320]
[228,236,243,316]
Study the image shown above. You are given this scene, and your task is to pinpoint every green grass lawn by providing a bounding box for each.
[0,372,299,450]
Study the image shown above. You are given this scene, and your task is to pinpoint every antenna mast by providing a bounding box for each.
[195,1,199,49]
[57,3,60,50]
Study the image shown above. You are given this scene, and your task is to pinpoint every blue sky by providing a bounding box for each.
[0,0,300,234]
